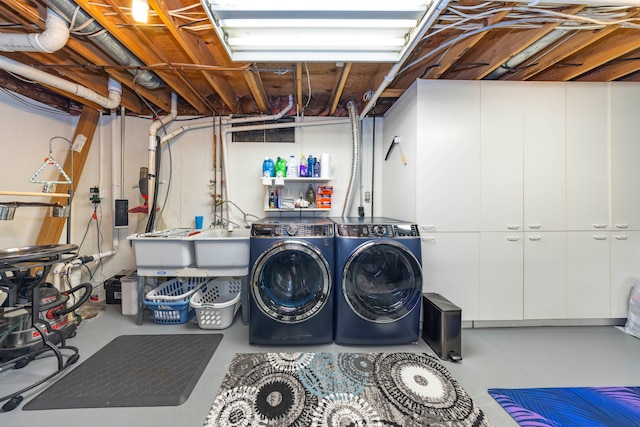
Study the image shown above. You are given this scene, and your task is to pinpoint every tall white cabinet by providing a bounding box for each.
[383,79,640,323]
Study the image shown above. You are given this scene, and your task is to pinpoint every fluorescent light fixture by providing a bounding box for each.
[200,0,434,62]
[132,0,149,24]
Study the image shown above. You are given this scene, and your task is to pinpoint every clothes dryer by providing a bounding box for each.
[249,217,334,345]
[332,217,422,345]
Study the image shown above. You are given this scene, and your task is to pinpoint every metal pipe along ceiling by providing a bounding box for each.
[43,0,164,90]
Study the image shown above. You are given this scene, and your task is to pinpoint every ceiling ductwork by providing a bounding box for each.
[43,0,164,90]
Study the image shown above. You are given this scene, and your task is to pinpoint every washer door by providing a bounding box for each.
[343,240,422,323]
[251,240,331,323]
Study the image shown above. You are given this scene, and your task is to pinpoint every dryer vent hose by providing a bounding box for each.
[342,101,360,217]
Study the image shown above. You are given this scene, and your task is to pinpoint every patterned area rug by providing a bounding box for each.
[488,387,640,427]
[204,352,493,426]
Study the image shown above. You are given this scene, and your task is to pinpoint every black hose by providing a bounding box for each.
[54,282,92,317]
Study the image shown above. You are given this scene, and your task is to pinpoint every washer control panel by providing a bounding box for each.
[336,223,419,238]
[252,223,334,237]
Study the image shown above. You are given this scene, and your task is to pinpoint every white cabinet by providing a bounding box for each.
[421,232,479,321]
[415,80,481,232]
[566,231,610,318]
[610,231,640,318]
[480,81,524,232]
[524,232,566,319]
[611,84,640,231]
[479,232,523,320]
[566,84,609,231]
[523,83,566,232]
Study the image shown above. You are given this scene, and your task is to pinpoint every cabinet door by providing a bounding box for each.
[480,82,524,232]
[523,83,566,231]
[566,231,610,319]
[479,232,523,320]
[611,84,640,231]
[421,232,479,321]
[416,80,480,232]
[524,231,566,319]
[610,231,640,318]
[566,84,609,231]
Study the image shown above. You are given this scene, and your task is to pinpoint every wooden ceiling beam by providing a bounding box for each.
[329,62,352,116]
[243,68,270,113]
[445,5,584,80]
[533,29,640,81]
[73,0,213,114]
[421,6,513,80]
[151,0,239,113]
[577,48,640,81]
[505,11,640,81]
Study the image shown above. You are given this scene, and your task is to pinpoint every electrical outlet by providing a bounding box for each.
[364,191,371,202]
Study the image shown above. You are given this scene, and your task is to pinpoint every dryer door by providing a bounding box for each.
[343,240,422,323]
[251,240,331,323]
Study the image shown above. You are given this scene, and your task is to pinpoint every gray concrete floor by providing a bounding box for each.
[1,304,639,426]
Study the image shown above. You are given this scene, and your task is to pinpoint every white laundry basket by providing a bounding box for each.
[189,277,241,329]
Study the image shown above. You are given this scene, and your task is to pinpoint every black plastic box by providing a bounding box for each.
[103,269,135,304]
[422,293,462,362]
[104,278,122,304]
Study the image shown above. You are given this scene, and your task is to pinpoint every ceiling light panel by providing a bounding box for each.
[200,0,433,62]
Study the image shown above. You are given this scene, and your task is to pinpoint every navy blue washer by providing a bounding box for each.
[331,217,423,345]
[248,217,334,345]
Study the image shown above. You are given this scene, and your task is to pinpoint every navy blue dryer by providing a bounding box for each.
[249,217,334,345]
[332,217,423,345]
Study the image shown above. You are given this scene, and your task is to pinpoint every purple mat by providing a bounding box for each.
[488,386,640,427]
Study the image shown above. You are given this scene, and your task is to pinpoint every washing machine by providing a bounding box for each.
[332,217,423,345]
[249,217,334,345]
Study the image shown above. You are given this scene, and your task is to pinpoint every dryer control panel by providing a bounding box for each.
[336,223,419,238]
[252,223,334,237]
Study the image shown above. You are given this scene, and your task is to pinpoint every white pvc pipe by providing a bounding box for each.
[223,118,350,135]
[228,95,293,124]
[0,9,69,53]
[0,54,122,109]
[147,92,178,228]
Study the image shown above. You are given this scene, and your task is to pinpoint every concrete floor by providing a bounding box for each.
[1,304,639,426]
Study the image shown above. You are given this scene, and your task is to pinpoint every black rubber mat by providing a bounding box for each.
[23,334,223,410]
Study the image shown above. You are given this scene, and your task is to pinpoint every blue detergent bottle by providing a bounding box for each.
[263,157,275,177]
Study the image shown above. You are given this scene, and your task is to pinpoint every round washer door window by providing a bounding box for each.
[343,240,422,323]
[252,240,331,323]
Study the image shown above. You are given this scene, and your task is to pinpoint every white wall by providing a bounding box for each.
[0,93,383,293]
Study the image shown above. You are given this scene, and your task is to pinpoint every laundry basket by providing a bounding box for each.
[144,277,208,324]
[189,277,241,329]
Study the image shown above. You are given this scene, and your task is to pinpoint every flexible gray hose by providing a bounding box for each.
[342,101,360,217]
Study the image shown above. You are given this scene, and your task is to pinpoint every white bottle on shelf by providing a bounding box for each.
[287,155,298,178]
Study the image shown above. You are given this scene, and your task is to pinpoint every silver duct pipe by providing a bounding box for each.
[485,28,570,80]
[342,101,360,217]
[43,0,163,89]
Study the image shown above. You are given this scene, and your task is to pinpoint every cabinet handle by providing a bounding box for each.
[615,235,629,240]
[506,237,521,241]
[422,237,436,243]
[615,224,629,229]
[528,224,542,229]
[593,236,607,240]
[421,225,435,231]
[528,236,542,241]
[593,224,607,229]
[506,225,520,230]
